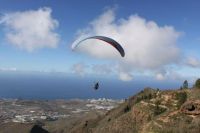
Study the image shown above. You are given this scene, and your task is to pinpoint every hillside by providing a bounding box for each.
[1,87,200,133]
[68,87,200,133]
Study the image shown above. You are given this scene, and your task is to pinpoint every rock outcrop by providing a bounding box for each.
[180,100,200,115]
[30,125,49,133]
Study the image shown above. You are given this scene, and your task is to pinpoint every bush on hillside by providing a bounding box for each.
[154,100,166,116]
[124,105,131,113]
[176,92,187,108]
[194,78,200,88]
[182,80,189,89]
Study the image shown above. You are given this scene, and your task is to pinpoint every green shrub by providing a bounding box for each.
[182,80,188,89]
[194,78,200,88]
[176,92,187,108]
[154,100,167,116]
[124,105,131,113]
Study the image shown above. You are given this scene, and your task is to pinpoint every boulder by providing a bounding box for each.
[180,100,200,115]
[30,125,49,133]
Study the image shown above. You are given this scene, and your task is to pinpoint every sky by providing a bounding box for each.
[0,0,200,83]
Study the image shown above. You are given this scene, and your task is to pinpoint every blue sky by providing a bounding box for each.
[0,0,200,83]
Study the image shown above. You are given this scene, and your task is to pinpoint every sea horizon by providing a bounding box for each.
[0,71,182,100]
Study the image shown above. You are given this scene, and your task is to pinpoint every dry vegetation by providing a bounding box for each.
[65,87,200,133]
[2,87,200,133]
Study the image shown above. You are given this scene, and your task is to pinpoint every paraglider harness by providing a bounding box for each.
[94,82,99,90]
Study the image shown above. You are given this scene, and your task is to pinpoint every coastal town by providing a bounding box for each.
[0,98,123,124]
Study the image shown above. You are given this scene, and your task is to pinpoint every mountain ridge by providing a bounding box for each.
[69,87,200,133]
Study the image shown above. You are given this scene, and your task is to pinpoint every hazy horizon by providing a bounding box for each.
[0,71,184,100]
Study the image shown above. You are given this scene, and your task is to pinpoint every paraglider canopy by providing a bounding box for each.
[72,36,125,57]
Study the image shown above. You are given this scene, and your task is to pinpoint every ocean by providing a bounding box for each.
[0,71,181,100]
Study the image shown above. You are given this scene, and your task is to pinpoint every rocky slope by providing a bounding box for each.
[2,87,200,133]
[69,87,200,133]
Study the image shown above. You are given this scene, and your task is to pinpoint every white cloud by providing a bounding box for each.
[186,57,200,68]
[155,73,166,81]
[74,9,181,81]
[0,7,59,52]
[92,64,113,75]
[0,67,17,71]
[119,71,133,81]
[71,63,87,77]
[154,69,193,82]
